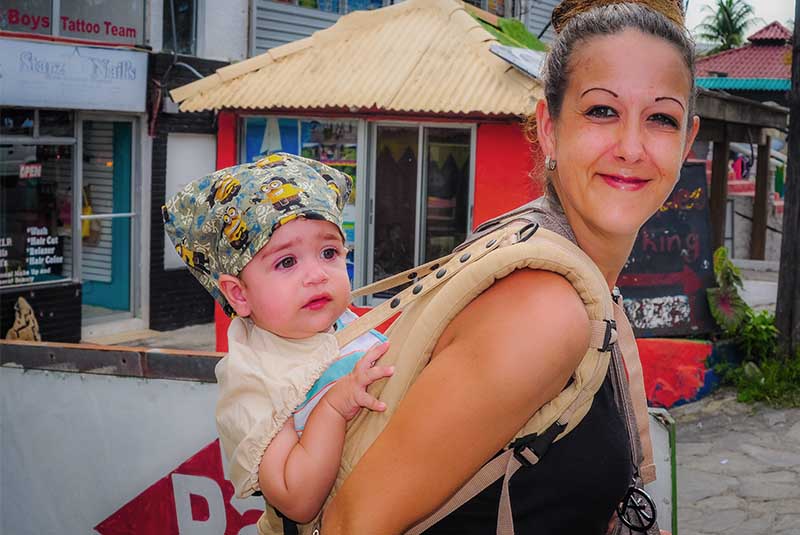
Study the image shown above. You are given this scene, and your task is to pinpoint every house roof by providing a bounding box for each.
[696,22,792,83]
[747,21,792,43]
[171,0,540,118]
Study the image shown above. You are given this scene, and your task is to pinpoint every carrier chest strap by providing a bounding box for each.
[338,225,618,352]
[336,224,527,348]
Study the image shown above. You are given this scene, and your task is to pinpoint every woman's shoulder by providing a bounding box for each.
[435,268,591,373]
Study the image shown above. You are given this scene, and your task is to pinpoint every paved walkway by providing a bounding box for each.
[88,322,217,352]
[672,389,800,534]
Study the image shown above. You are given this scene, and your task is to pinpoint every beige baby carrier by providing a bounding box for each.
[260,203,650,535]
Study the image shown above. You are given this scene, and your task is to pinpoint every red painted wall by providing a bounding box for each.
[473,122,542,228]
[636,338,714,408]
[215,112,238,352]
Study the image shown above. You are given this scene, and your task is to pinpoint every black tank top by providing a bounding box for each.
[423,371,633,535]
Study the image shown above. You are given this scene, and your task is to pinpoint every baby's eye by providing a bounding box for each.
[276,256,296,270]
[321,247,340,260]
[586,105,618,119]
[649,113,679,128]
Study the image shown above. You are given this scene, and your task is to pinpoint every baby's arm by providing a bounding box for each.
[258,342,392,523]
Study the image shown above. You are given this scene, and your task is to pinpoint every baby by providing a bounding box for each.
[163,153,393,524]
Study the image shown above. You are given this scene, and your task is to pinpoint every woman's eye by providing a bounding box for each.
[321,247,339,260]
[276,257,296,270]
[586,105,618,119]
[649,113,679,128]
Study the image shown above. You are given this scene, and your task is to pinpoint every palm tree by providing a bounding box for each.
[696,0,757,54]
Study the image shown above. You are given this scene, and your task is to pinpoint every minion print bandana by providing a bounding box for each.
[162,153,353,315]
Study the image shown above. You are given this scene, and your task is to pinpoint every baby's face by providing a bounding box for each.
[239,218,351,339]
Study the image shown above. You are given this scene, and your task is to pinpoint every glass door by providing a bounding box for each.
[367,124,472,301]
[79,120,134,321]
[370,125,419,297]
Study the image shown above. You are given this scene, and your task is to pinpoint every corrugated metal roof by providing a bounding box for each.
[696,77,791,91]
[171,0,540,117]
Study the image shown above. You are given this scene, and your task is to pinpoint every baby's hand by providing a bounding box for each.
[325,342,393,421]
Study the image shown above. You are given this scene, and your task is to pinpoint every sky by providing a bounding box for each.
[685,0,796,36]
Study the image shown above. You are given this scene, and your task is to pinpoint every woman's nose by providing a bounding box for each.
[614,120,645,164]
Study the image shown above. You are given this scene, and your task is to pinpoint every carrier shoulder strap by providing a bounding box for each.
[295,221,616,535]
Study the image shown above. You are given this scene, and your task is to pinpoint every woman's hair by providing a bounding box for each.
[534,1,696,131]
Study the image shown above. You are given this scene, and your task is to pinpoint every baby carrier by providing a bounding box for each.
[260,202,656,535]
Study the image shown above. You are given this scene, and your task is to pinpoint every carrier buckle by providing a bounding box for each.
[515,222,539,243]
[601,319,617,352]
[511,421,566,468]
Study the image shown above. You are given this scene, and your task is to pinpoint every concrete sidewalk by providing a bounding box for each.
[673,389,800,535]
[85,322,217,352]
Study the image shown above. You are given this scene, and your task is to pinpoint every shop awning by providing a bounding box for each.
[170,0,541,118]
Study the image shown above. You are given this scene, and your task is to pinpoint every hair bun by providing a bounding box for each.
[551,0,685,34]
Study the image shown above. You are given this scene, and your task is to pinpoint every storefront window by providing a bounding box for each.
[162,0,196,55]
[0,1,144,44]
[0,0,52,35]
[0,143,73,287]
[1,108,35,137]
[243,117,360,283]
[274,0,382,14]
[39,110,74,137]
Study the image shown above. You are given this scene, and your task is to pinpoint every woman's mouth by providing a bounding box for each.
[304,294,332,311]
[599,174,650,191]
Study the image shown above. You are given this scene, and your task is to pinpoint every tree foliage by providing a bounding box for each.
[696,0,757,54]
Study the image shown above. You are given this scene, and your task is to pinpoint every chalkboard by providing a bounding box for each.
[618,162,716,337]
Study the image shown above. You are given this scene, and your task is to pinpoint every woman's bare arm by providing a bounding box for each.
[322,269,591,533]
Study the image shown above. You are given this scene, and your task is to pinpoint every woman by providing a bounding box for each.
[322,1,699,533]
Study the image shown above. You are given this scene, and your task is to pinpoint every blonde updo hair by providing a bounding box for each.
[551,0,685,33]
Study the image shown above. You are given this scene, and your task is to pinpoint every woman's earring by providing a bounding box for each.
[545,155,557,171]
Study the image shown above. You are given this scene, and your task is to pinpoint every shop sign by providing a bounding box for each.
[0,226,65,286]
[0,38,147,112]
[0,1,51,36]
[18,163,42,179]
[0,0,143,45]
[60,0,144,45]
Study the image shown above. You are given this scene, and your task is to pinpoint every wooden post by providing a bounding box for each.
[709,128,730,252]
[776,6,800,358]
[750,136,771,260]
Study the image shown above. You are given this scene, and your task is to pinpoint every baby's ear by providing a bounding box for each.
[219,274,251,317]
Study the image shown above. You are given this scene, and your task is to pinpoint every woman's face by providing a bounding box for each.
[536,29,700,239]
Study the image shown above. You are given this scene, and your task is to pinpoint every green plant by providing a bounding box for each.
[707,247,798,406]
[737,308,779,362]
[695,0,757,54]
[714,350,800,407]
[707,247,749,335]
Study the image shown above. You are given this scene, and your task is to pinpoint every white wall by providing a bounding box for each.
[147,0,248,61]
[202,0,249,61]
[1,367,264,534]
[164,133,217,270]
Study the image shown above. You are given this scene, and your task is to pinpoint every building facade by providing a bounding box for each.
[0,0,248,342]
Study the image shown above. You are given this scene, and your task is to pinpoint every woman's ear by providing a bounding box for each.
[535,98,557,159]
[682,115,701,162]
[219,274,252,317]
